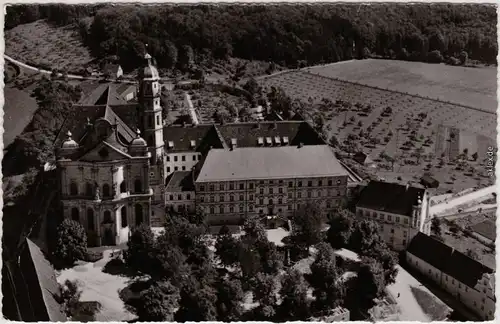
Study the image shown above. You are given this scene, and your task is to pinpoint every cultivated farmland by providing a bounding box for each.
[304,59,497,112]
[5,19,94,72]
[258,61,496,193]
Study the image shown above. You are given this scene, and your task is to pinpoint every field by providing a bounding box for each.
[5,19,94,71]
[258,62,496,193]
[3,86,39,147]
[304,59,497,112]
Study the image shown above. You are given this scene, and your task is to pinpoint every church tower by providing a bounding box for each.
[138,51,164,164]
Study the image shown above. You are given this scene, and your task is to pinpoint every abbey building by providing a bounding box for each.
[55,52,350,246]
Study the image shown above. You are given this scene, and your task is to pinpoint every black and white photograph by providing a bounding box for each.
[2,1,497,322]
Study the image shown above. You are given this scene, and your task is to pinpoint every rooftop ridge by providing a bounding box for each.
[213,124,229,149]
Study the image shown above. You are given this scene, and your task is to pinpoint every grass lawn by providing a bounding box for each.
[5,19,94,72]
[304,59,497,111]
[410,286,451,321]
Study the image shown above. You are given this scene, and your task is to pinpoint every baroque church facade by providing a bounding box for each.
[56,53,165,247]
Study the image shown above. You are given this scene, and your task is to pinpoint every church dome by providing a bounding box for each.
[61,131,78,149]
[138,53,159,80]
[130,129,147,146]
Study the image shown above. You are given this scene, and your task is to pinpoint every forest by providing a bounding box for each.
[6,3,498,71]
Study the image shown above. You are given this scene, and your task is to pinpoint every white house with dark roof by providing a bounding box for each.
[406,233,495,320]
[165,171,196,213]
[194,145,349,226]
[355,181,431,251]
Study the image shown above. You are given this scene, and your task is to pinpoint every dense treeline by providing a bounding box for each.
[6,4,497,69]
[5,4,104,29]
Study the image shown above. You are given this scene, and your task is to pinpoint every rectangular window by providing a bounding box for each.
[249,194,254,200]
[239,205,244,212]
[279,187,283,194]
[193,156,196,161]
[288,181,293,187]
[259,198,264,205]
[239,183,244,190]
[298,192,302,198]
[229,206,234,213]
[220,195,224,202]
[390,228,394,234]
[230,183,234,190]
[308,181,312,187]
[404,218,409,224]
[156,115,160,125]
[182,166,186,171]
[260,188,264,194]
[278,198,283,204]
[174,155,178,162]
[249,205,254,212]
[182,155,186,161]
[388,215,392,221]
[200,185,205,192]
[174,166,178,171]
[167,167,171,173]
[230,196,234,202]
[187,194,191,200]
[308,191,312,198]
[166,156,170,162]
[210,196,215,202]
[239,194,244,201]
[288,193,293,199]
[169,195,174,200]
[200,196,205,202]
[178,194,182,200]
[328,180,332,186]
[298,181,302,187]
[249,183,254,189]
[219,184,224,191]
[396,216,400,223]
[209,185,215,191]
[269,188,273,194]
[270,180,274,185]
[318,180,322,186]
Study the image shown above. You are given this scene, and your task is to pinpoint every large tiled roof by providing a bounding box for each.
[196,145,348,182]
[78,83,129,106]
[471,219,496,241]
[165,171,195,192]
[163,125,224,153]
[356,181,425,216]
[407,233,494,287]
[24,239,67,321]
[217,121,325,147]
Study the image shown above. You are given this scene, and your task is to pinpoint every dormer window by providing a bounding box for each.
[266,137,272,145]
[168,141,174,148]
[257,137,264,145]
[190,140,196,148]
[274,136,281,144]
[283,136,289,144]
[231,138,237,149]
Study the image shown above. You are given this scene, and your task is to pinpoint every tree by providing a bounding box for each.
[472,152,478,161]
[427,50,444,63]
[164,40,178,69]
[124,224,156,274]
[365,242,398,285]
[59,279,82,318]
[459,51,468,65]
[277,269,311,321]
[243,77,261,96]
[348,219,382,254]
[52,219,87,268]
[291,202,326,251]
[175,275,218,321]
[267,86,293,119]
[121,280,179,321]
[215,278,245,321]
[329,135,339,148]
[307,242,344,314]
[431,217,442,238]
[250,272,278,315]
[215,225,241,267]
[326,209,353,249]
[179,44,194,71]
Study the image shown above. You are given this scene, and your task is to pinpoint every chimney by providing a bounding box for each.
[298,142,304,148]
[231,138,237,150]
[406,182,410,191]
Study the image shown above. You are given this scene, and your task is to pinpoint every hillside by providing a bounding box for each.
[3,87,39,148]
[5,19,94,72]
[304,59,497,111]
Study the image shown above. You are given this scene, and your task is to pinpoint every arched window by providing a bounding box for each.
[85,183,93,197]
[120,181,127,193]
[121,206,128,228]
[103,210,112,223]
[87,208,94,230]
[71,207,79,222]
[103,184,111,198]
[70,182,78,196]
[134,179,142,193]
[135,204,143,226]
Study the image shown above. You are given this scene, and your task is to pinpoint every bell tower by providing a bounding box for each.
[138,49,164,164]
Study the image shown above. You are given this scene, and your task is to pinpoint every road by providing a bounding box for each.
[429,185,496,217]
